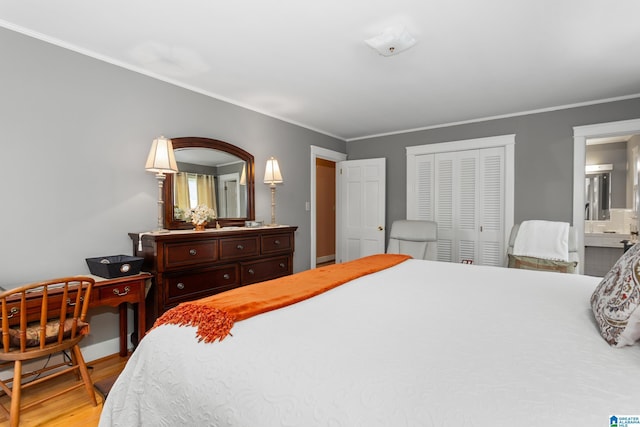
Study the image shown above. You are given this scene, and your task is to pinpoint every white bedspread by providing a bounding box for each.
[100,260,640,427]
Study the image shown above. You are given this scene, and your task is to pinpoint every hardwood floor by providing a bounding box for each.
[0,353,128,427]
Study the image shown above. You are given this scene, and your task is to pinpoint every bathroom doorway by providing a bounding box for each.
[573,118,640,274]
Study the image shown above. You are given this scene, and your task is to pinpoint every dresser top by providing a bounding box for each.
[129,225,298,243]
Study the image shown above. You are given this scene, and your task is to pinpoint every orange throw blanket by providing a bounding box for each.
[153,253,411,343]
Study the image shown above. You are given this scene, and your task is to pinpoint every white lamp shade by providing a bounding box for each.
[145,136,178,173]
[264,157,283,184]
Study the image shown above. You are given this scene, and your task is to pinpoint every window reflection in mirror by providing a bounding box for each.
[172,148,247,220]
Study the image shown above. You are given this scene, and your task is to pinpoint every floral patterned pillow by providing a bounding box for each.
[590,243,640,347]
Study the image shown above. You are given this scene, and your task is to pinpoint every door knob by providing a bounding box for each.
[378,226,384,231]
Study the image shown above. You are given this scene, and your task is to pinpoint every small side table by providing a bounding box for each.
[89,273,152,357]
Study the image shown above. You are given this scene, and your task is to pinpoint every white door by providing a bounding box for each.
[456,151,480,263]
[217,173,240,217]
[434,153,455,261]
[434,150,480,263]
[225,179,239,217]
[336,158,386,263]
[407,135,513,267]
[478,147,505,265]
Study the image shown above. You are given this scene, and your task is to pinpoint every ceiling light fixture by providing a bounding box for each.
[365,25,417,57]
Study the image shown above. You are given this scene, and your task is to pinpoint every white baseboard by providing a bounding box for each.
[81,335,131,362]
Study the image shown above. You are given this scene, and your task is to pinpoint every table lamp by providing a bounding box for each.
[145,136,178,233]
[264,157,283,226]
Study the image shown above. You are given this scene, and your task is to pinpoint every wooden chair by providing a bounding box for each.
[0,276,97,426]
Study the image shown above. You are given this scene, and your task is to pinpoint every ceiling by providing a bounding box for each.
[2,1,640,141]
[175,147,243,167]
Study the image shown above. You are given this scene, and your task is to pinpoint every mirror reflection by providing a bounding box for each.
[172,148,247,220]
[163,137,255,229]
[584,135,640,233]
[584,170,611,220]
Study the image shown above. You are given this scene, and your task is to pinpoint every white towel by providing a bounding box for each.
[512,220,570,262]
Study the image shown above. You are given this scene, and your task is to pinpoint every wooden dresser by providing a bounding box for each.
[129,226,297,325]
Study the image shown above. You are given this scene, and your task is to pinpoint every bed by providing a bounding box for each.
[99,255,640,427]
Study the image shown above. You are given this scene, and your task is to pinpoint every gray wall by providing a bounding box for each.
[347,99,640,240]
[0,28,344,354]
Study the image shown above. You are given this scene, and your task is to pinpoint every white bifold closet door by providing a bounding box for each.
[409,146,505,266]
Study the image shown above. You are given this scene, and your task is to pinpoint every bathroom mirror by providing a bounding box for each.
[164,137,255,229]
[585,171,611,220]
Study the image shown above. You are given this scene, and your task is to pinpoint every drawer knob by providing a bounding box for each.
[176,282,185,290]
[236,244,244,250]
[279,263,285,268]
[112,286,130,297]
[223,273,230,280]
[189,249,197,256]
[274,240,280,245]
[248,268,255,275]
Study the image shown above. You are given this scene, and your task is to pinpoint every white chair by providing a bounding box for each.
[507,222,579,272]
[386,220,438,260]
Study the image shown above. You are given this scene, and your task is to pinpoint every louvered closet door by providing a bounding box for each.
[478,147,505,266]
[412,154,434,221]
[407,136,510,266]
[457,151,480,262]
[434,151,479,263]
[434,153,455,262]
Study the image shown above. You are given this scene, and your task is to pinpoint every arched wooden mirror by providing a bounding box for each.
[164,137,255,229]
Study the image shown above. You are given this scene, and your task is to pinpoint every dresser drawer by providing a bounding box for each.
[163,240,217,269]
[95,280,143,305]
[3,294,78,326]
[261,232,293,254]
[241,255,291,285]
[131,226,298,325]
[165,265,239,304]
[219,236,259,260]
